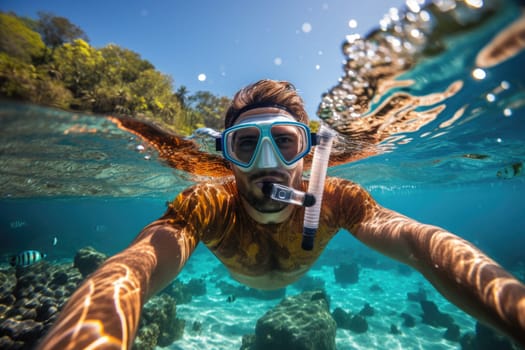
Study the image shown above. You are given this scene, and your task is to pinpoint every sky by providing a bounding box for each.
[1,0,405,118]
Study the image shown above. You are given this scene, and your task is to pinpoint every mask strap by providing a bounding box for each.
[235,102,294,119]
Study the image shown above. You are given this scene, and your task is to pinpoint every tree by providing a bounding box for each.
[99,44,154,84]
[52,38,104,102]
[175,85,189,109]
[37,12,88,50]
[188,91,230,130]
[0,12,46,63]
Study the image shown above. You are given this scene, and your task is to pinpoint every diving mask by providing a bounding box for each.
[217,114,314,172]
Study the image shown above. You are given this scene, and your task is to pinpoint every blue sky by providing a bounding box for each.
[2,0,404,118]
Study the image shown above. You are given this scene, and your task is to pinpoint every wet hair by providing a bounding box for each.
[224,79,309,129]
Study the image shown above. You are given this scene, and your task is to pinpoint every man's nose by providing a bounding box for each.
[256,139,279,169]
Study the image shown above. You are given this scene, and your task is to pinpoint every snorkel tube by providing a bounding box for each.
[262,124,335,251]
[301,125,335,250]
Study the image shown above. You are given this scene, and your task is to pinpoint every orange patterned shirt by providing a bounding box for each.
[159,177,377,288]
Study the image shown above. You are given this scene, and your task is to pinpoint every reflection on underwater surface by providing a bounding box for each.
[0,0,524,349]
[1,2,524,197]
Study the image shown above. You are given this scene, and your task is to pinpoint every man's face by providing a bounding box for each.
[229,108,306,223]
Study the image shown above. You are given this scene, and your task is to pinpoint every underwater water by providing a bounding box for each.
[1,0,525,349]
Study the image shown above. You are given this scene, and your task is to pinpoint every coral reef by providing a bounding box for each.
[407,287,427,302]
[243,290,337,350]
[0,246,188,350]
[0,261,82,349]
[133,294,185,350]
[368,283,384,293]
[419,300,465,343]
[443,323,461,342]
[164,278,207,304]
[73,246,108,278]
[390,324,401,335]
[358,303,374,317]
[400,312,416,328]
[331,307,369,334]
[419,300,454,328]
[460,321,517,350]
[333,262,359,285]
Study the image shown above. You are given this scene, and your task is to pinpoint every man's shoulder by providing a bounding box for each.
[193,177,236,191]
[323,176,371,199]
[178,177,237,200]
[324,176,358,188]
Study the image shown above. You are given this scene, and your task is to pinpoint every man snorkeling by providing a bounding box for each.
[38,79,525,348]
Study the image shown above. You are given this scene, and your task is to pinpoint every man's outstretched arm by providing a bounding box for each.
[352,206,525,347]
[37,219,198,350]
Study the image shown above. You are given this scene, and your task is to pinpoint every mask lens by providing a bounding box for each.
[222,121,311,169]
[271,124,308,163]
[225,126,261,166]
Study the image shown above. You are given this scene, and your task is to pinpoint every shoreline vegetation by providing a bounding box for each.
[0,11,233,136]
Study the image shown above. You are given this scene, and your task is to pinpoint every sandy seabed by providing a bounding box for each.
[169,249,476,350]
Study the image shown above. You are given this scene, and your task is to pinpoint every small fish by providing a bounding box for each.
[52,236,58,246]
[9,220,27,229]
[497,162,523,179]
[95,225,108,233]
[10,250,46,267]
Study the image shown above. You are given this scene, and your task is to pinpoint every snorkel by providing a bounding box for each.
[300,125,335,250]
[262,124,335,250]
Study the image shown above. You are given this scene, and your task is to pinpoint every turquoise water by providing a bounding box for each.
[1,0,524,348]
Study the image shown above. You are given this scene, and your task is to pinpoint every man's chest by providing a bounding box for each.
[209,224,326,276]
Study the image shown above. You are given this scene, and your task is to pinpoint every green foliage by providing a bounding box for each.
[52,38,104,98]
[37,11,89,48]
[309,120,320,133]
[0,12,46,63]
[99,44,154,84]
[0,11,231,136]
[187,91,230,130]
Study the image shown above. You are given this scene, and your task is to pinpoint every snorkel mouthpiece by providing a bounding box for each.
[263,183,315,207]
[302,125,335,250]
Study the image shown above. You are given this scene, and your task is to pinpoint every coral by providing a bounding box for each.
[0,245,188,350]
[419,300,454,328]
[0,246,190,349]
[443,323,461,342]
[249,290,337,350]
[368,283,383,293]
[331,307,368,333]
[407,287,427,302]
[390,324,401,335]
[333,262,359,285]
[400,312,416,328]
[0,261,82,349]
[358,303,374,317]
[73,246,107,278]
[191,320,202,334]
[332,307,351,328]
[240,334,256,350]
[347,315,368,333]
[132,323,160,350]
[133,294,185,349]
[460,322,516,350]
[164,278,207,304]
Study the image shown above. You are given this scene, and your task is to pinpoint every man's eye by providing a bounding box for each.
[274,135,296,148]
[237,138,258,151]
